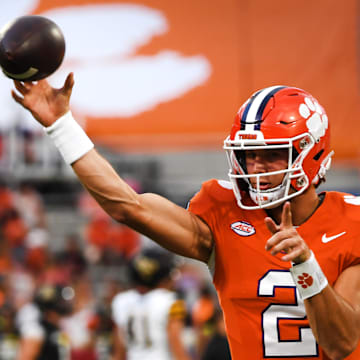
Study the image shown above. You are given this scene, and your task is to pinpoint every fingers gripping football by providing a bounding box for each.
[265,202,311,263]
[11,72,74,127]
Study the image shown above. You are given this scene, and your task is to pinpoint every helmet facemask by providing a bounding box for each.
[224,132,316,210]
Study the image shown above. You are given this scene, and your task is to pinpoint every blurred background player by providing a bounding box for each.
[111,247,191,360]
[200,308,231,360]
[15,284,73,360]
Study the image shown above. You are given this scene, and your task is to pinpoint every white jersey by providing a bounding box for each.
[111,288,181,360]
[15,303,43,339]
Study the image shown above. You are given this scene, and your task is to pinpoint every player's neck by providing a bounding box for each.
[266,187,321,226]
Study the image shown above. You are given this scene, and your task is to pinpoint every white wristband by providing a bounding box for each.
[44,111,94,165]
[289,251,328,300]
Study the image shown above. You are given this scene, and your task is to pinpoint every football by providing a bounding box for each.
[0,15,65,81]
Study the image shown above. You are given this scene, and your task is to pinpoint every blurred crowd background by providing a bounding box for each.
[0,0,360,359]
[0,174,226,359]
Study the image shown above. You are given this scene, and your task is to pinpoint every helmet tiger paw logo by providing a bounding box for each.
[299,97,328,141]
[297,272,314,288]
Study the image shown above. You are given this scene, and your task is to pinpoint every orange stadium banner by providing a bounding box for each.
[1,0,360,163]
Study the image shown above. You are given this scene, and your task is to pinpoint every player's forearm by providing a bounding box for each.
[287,247,360,359]
[43,111,212,260]
[168,321,192,360]
[72,149,212,261]
[111,327,127,360]
[305,286,360,359]
[72,148,141,222]
[17,338,43,360]
[171,344,192,360]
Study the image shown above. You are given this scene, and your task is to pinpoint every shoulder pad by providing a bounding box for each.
[199,179,235,202]
[325,192,360,223]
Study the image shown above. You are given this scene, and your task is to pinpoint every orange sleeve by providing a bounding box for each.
[187,179,234,228]
[336,193,360,269]
[346,232,360,268]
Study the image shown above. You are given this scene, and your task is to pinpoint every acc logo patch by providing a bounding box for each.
[231,221,256,237]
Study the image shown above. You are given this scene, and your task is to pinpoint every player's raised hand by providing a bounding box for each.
[264,202,311,263]
[11,72,74,127]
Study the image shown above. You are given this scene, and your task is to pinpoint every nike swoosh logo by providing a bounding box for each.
[322,231,346,243]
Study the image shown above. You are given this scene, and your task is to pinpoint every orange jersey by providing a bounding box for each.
[188,179,360,360]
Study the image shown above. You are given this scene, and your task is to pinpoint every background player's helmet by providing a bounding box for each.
[223,85,333,209]
[34,284,74,315]
[128,247,175,288]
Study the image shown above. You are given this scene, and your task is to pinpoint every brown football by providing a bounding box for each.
[0,15,65,81]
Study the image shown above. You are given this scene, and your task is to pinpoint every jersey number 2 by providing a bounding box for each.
[258,270,318,357]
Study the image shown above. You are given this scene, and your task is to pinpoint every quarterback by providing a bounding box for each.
[11,75,360,359]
